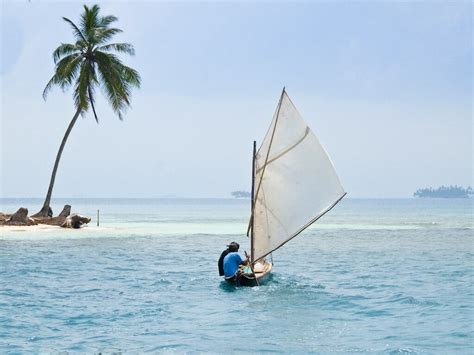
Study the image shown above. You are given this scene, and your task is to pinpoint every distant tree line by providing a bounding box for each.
[414,185,473,198]
[231,191,251,198]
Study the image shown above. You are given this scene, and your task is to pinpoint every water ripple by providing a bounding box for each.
[0,199,472,352]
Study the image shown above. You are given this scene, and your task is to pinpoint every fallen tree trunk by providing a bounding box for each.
[0,213,11,223]
[31,206,53,218]
[61,214,91,229]
[34,205,71,226]
[3,208,37,226]
[59,205,71,217]
[2,205,90,228]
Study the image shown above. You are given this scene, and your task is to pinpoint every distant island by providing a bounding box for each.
[231,191,251,198]
[414,185,473,198]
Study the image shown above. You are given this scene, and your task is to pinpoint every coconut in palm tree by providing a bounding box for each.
[33,4,141,217]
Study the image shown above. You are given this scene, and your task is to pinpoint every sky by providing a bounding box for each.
[0,0,472,198]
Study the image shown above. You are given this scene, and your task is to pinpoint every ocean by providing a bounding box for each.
[0,198,472,353]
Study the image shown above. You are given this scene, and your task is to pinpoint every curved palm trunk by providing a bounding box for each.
[34,108,82,217]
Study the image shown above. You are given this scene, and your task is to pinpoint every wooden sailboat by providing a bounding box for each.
[228,88,346,287]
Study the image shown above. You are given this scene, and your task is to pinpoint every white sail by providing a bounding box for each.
[252,90,345,262]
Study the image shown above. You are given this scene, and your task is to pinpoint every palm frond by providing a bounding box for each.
[99,15,118,27]
[120,64,141,88]
[99,70,125,120]
[43,75,59,100]
[88,83,99,122]
[73,63,92,113]
[80,4,101,43]
[116,57,140,95]
[87,63,99,123]
[75,40,87,51]
[53,43,80,63]
[94,27,123,46]
[62,17,87,43]
[43,54,83,99]
[56,54,83,90]
[96,51,141,91]
[97,43,135,56]
[95,52,131,119]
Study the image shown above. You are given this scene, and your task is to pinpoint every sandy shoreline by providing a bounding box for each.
[0,224,99,232]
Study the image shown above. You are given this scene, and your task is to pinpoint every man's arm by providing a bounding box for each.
[240,254,249,266]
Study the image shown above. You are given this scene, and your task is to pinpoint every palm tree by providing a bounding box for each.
[34,4,141,217]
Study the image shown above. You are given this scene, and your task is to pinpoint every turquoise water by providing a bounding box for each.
[0,198,472,352]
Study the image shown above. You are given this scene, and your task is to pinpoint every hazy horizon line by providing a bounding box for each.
[0,196,463,200]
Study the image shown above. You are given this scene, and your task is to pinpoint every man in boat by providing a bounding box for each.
[222,242,249,281]
[218,242,238,276]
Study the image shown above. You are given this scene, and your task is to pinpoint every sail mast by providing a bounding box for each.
[250,140,256,264]
[253,87,285,204]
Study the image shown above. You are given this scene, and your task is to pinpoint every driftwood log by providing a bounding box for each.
[61,214,91,229]
[0,213,11,223]
[34,205,71,226]
[1,205,90,228]
[31,206,53,218]
[3,208,37,226]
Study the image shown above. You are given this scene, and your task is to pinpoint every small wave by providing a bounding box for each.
[27,335,63,343]
[450,332,469,338]
[152,278,172,286]
[270,275,326,291]
[69,288,101,294]
[104,266,137,272]
[147,344,186,351]
[0,289,30,298]
[347,284,378,290]
[64,315,99,326]
[354,309,391,317]
[388,348,419,354]
[388,295,441,307]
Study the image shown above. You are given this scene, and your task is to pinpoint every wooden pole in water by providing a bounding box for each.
[97,209,99,227]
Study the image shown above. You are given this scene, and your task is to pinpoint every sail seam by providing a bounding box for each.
[256,126,310,174]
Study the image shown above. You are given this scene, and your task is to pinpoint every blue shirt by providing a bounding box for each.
[223,252,244,278]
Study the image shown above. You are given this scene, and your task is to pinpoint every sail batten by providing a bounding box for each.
[256,126,310,174]
[252,90,345,262]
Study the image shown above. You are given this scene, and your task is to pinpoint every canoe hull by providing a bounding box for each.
[225,260,272,287]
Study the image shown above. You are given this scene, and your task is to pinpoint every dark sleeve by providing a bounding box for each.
[218,250,228,276]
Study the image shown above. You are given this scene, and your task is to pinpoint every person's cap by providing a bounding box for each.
[227,242,240,249]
